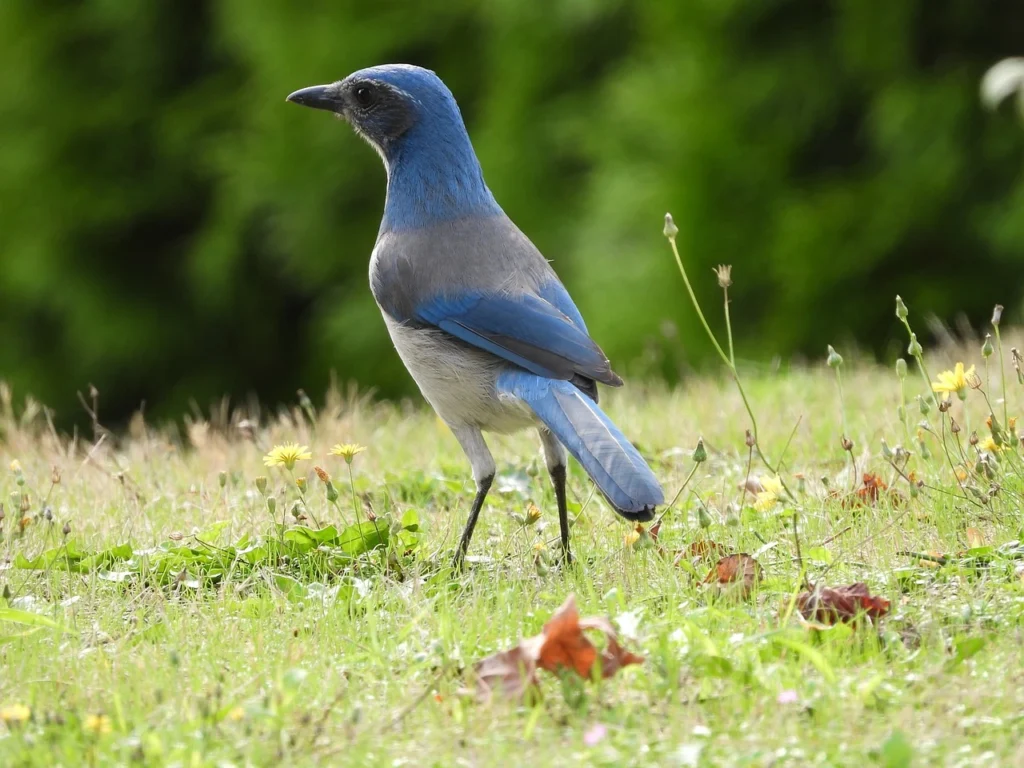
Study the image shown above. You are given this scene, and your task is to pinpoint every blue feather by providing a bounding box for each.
[414,292,617,384]
[537,280,589,334]
[498,370,663,518]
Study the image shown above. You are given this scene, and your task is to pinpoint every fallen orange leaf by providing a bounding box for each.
[472,595,644,699]
[965,527,985,549]
[703,553,762,598]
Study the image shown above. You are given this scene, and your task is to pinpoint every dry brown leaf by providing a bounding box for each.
[703,553,762,598]
[673,539,726,567]
[837,473,904,508]
[965,527,985,549]
[796,582,890,625]
[472,595,644,700]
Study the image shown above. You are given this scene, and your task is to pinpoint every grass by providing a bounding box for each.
[1,351,1023,767]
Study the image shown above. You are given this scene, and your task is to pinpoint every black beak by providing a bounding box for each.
[286,84,342,112]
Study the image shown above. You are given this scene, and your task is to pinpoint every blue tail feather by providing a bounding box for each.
[498,371,663,519]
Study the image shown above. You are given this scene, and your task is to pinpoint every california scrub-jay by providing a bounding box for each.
[287,65,663,567]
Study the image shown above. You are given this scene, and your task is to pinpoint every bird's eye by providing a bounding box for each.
[354,86,375,108]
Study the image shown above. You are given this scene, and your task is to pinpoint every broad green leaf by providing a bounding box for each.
[273,573,307,600]
[0,606,71,634]
[804,546,833,564]
[400,508,421,532]
[881,730,914,768]
[945,636,987,670]
[338,519,390,556]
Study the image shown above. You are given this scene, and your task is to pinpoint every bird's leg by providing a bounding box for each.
[540,428,572,565]
[451,426,495,571]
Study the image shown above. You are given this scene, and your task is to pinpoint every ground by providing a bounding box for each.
[1,360,1022,767]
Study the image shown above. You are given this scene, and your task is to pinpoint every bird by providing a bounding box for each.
[287,64,664,568]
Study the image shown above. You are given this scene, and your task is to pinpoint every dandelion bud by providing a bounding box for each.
[881,439,893,460]
[62,521,71,537]
[51,466,61,485]
[713,264,732,288]
[692,437,707,464]
[663,213,678,240]
[295,477,306,493]
[254,476,268,495]
[314,466,331,483]
[918,395,931,415]
[266,496,277,516]
[697,503,712,529]
[895,358,907,379]
[820,476,830,489]
[897,405,907,423]
[969,431,979,446]
[907,333,923,357]
[745,429,755,448]
[992,304,1003,328]
[325,481,339,503]
[938,399,951,413]
[290,502,303,520]
[895,295,909,321]
[950,419,961,434]
[981,334,994,359]
[43,507,52,522]
[19,494,30,513]
[724,509,740,527]
[826,345,843,368]
[218,470,228,488]
[841,436,854,452]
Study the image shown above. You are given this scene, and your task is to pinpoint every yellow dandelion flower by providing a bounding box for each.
[752,475,783,512]
[83,713,112,734]
[979,436,1001,453]
[525,503,542,524]
[9,459,22,474]
[1010,416,1018,432]
[295,476,307,492]
[624,529,641,547]
[0,703,30,724]
[226,706,245,722]
[532,540,546,553]
[932,363,976,399]
[263,443,312,470]
[330,443,366,464]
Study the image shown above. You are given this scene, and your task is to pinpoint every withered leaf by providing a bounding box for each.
[703,553,762,598]
[796,582,890,625]
[838,473,903,508]
[471,595,644,700]
[673,539,726,567]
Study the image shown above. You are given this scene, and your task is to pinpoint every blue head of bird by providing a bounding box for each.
[287,64,499,230]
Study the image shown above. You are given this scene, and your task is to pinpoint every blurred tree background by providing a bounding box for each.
[1,0,1023,426]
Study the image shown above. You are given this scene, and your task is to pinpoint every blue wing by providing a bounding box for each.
[413,289,621,386]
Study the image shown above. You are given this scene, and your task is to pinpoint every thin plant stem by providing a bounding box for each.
[667,232,789,493]
[994,324,1009,428]
[723,286,735,365]
[667,236,730,365]
[834,368,848,438]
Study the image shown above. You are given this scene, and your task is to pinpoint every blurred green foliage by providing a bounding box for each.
[1,0,1023,425]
